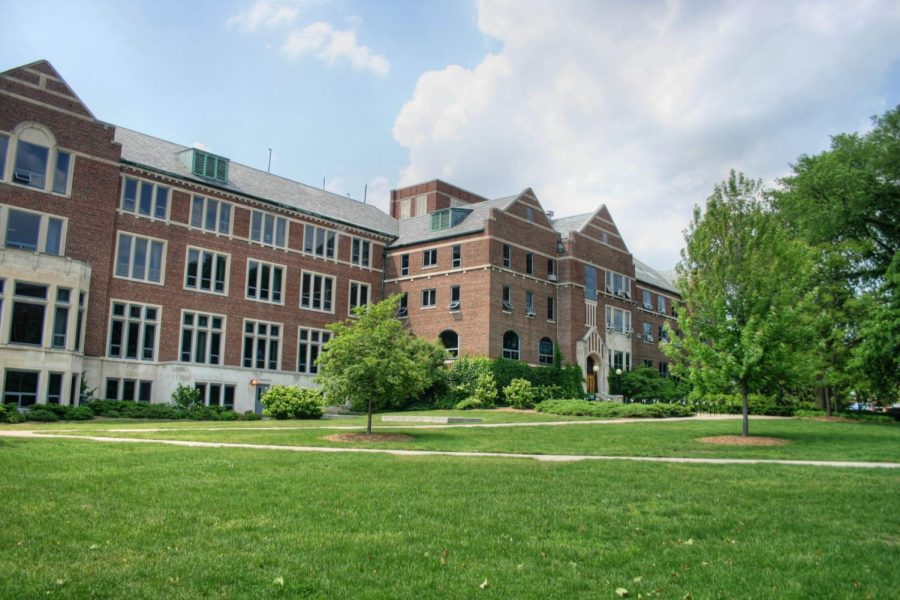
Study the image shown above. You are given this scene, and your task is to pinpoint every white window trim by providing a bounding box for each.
[242,318,283,371]
[189,194,234,236]
[350,237,372,268]
[119,174,170,221]
[107,299,162,362]
[0,204,68,255]
[348,280,371,316]
[422,248,438,269]
[249,209,289,249]
[179,309,227,365]
[297,326,332,374]
[302,224,338,261]
[421,288,437,309]
[114,231,167,286]
[183,245,230,296]
[245,257,286,305]
[2,123,74,197]
[299,269,336,314]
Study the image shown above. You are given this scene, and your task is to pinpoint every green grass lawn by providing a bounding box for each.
[1,437,897,599]
[33,416,900,463]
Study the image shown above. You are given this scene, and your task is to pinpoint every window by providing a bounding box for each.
[416,195,426,216]
[547,297,555,321]
[525,206,534,222]
[47,373,63,404]
[3,370,38,407]
[121,176,169,219]
[105,378,152,402]
[246,259,284,304]
[448,285,460,311]
[351,238,371,267]
[243,320,281,370]
[180,311,224,364]
[642,289,652,310]
[196,382,236,409]
[10,282,47,345]
[525,252,534,275]
[643,359,654,368]
[108,301,159,360]
[250,210,288,248]
[605,305,632,334]
[185,247,228,294]
[525,291,535,316]
[300,271,334,312]
[303,225,336,259]
[658,295,666,314]
[547,259,556,279]
[188,149,229,183]
[115,232,165,284]
[584,265,598,300]
[658,324,669,342]
[2,207,65,255]
[74,292,86,352]
[397,292,408,317]
[659,362,669,377]
[451,244,461,268]
[400,198,411,219]
[400,254,409,276]
[538,337,554,365]
[502,286,512,312]
[7,124,72,194]
[440,330,459,358]
[605,270,631,299]
[611,350,631,372]
[429,208,471,231]
[298,328,332,374]
[423,248,437,267]
[51,288,70,349]
[643,322,653,342]
[190,195,231,235]
[0,279,4,324]
[502,331,520,360]
[422,288,436,308]
[502,244,511,268]
[349,281,371,314]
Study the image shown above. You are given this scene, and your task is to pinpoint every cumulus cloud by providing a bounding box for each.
[392,0,900,268]
[226,0,304,32]
[364,175,392,213]
[282,21,390,75]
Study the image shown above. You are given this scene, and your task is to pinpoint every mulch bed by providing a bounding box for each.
[324,433,414,443]
[697,435,790,446]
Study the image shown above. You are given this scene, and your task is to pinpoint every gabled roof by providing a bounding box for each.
[390,193,520,247]
[633,257,679,294]
[114,127,398,238]
[551,212,594,238]
[1,59,96,119]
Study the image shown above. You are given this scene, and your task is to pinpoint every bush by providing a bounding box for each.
[25,408,59,422]
[1,404,25,424]
[261,385,324,420]
[67,406,94,420]
[533,385,564,403]
[470,373,497,408]
[454,398,484,410]
[172,383,203,410]
[536,399,695,419]
[239,410,262,421]
[504,378,535,409]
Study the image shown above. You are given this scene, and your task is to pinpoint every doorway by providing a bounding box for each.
[254,384,269,415]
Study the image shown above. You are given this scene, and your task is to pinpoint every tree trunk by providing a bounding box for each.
[366,396,373,434]
[825,386,833,418]
[741,383,750,438]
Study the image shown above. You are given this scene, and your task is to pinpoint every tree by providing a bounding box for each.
[317,294,447,433]
[773,105,900,405]
[663,171,815,436]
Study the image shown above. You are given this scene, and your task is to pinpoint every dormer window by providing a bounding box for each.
[429,207,471,231]
[2,123,72,195]
[180,148,229,184]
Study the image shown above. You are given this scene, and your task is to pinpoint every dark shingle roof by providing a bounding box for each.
[633,257,679,294]
[551,212,594,238]
[390,195,519,247]
[114,127,398,238]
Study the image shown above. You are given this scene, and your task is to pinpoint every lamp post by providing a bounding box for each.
[615,368,623,397]
[592,364,600,399]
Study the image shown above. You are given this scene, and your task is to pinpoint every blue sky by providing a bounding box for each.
[3,0,899,269]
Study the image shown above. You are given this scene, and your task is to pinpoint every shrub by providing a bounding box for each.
[26,408,59,422]
[533,385,564,403]
[1,404,25,424]
[535,399,694,419]
[67,406,94,421]
[504,378,535,409]
[172,383,203,410]
[261,385,324,419]
[470,373,497,408]
[454,398,484,410]
[239,410,262,421]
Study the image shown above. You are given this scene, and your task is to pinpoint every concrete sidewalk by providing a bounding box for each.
[2,429,897,469]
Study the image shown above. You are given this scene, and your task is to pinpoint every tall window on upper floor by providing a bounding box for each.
[121,176,169,220]
[584,265,598,300]
[115,232,165,284]
[1,206,65,255]
[303,225,336,259]
[642,289,652,310]
[190,196,231,235]
[2,123,72,195]
[605,270,632,299]
[246,259,284,304]
[525,252,534,275]
[351,238,371,267]
[502,244,511,268]
[400,254,409,276]
[349,281,371,315]
[184,247,228,295]
[451,245,462,268]
[250,210,287,248]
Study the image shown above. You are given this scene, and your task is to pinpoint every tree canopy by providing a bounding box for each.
[317,294,446,433]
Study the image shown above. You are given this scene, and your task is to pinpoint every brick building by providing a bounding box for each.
[0,60,678,411]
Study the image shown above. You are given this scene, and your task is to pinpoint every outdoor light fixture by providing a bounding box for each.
[250,379,259,386]
[592,365,600,373]
[615,369,623,376]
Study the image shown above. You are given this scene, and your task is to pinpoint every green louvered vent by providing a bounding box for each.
[182,149,229,184]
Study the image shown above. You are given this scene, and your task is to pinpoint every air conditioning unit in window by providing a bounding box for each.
[396,307,408,317]
[643,303,652,310]
[606,285,613,294]
[645,334,653,343]
[447,301,460,311]
[548,273,557,282]
[615,290,625,297]
[502,301,513,312]
[624,291,631,299]
[526,310,536,317]
[13,170,32,184]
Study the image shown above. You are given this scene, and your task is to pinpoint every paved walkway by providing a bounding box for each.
[2,429,896,469]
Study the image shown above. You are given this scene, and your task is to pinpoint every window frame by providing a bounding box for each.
[502,331,520,360]
[9,281,48,347]
[184,246,230,295]
[440,330,460,359]
[189,195,233,236]
[423,248,437,268]
[299,270,335,313]
[302,224,337,260]
[421,288,436,308]
[348,280,371,315]
[400,254,409,276]
[120,175,170,220]
[250,210,288,249]
[107,300,160,361]
[114,231,166,285]
[451,244,462,268]
[297,327,332,374]
[3,123,73,196]
[242,318,282,370]
[538,337,554,365]
[1,205,67,255]
[180,310,226,365]
[351,237,372,267]
[502,243,511,268]
[245,258,285,305]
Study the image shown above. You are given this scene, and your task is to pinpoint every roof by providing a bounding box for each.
[390,194,519,247]
[114,127,398,238]
[551,212,594,238]
[633,257,679,294]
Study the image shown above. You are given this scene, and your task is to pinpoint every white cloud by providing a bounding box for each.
[365,175,392,213]
[282,21,390,75]
[192,141,212,151]
[226,0,304,32]
[392,0,900,268]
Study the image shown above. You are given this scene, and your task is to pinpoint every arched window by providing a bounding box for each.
[538,337,554,365]
[2,122,72,195]
[439,330,459,359]
[502,330,519,360]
